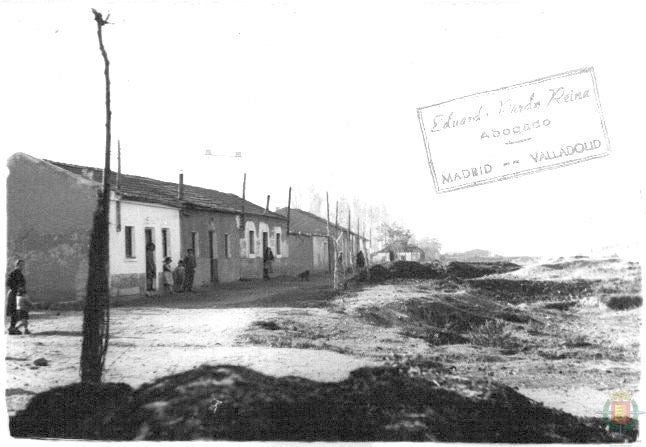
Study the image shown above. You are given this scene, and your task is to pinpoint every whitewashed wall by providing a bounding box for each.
[108,198,181,294]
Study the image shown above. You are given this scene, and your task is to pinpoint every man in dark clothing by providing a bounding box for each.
[183,249,197,292]
[6,259,26,335]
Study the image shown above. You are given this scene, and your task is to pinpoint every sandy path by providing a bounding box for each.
[518,386,612,418]
[5,305,377,416]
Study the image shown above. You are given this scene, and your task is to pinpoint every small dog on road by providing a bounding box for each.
[297,270,310,281]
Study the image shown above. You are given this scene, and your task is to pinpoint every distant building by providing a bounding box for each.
[371,245,426,264]
[6,153,288,303]
[275,208,369,274]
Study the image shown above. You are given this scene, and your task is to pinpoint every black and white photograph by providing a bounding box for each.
[1,0,644,442]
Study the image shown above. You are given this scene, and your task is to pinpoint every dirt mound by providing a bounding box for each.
[543,300,579,311]
[368,261,446,282]
[9,364,635,442]
[466,278,598,303]
[405,299,489,332]
[368,264,391,281]
[10,382,135,439]
[368,261,520,282]
[356,290,532,347]
[390,261,446,279]
[446,261,521,279]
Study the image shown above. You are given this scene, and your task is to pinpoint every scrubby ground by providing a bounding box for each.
[6,258,641,441]
[235,257,641,424]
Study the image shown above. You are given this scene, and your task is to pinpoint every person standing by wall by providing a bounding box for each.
[14,287,34,335]
[145,242,157,293]
[356,250,366,281]
[183,249,197,292]
[335,252,346,290]
[6,259,26,335]
[173,260,186,293]
[263,246,274,280]
[162,257,174,295]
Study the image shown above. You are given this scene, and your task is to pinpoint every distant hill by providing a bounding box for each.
[440,249,501,262]
[440,250,538,265]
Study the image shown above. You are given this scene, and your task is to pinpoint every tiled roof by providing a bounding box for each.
[276,208,364,238]
[47,160,285,219]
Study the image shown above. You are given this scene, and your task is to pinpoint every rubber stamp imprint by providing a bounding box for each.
[417,67,610,193]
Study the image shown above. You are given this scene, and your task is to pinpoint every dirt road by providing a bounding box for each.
[5,275,377,416]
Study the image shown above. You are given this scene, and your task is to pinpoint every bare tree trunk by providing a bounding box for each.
[333,201,341,290]
[347,208,353,275]
[364,228,371,281]
[326,192,331,274]
[81,9,112,384]
[367,226,372,280]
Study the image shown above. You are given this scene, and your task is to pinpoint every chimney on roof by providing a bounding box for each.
[178,172,184,200]
[266,195,270,212]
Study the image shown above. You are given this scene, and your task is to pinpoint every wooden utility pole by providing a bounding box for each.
[116,140,121,190]
[287,187,292,235]
[357,217,360,242]
[335,201,339,238]
[81,8,112,384]
[240,173,246,230]
[115,141,121,232]
[326,192,331,273]
[347,208,352,274]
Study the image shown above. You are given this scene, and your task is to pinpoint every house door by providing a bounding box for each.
[262,232,268,253]
[145,228,156,291]
[209,231,218,284]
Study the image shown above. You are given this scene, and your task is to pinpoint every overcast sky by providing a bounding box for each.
[1,0,644,258]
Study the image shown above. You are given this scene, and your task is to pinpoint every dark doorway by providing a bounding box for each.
[262,232,268,252]
[145,228,156,291]
[209,231,218,284]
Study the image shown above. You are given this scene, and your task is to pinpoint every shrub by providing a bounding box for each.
[604,295,642,310]
[467,319,514,348]
[526,319,544,335]
[564,334,591,348]
[252,320,281,331]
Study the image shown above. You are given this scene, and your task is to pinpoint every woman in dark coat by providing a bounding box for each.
[263,246,274,280]
[356,250,367,281]
[6,259,26,335]
[145,243,157,292]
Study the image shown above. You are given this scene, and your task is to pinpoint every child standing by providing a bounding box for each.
[163,257,174,294]
[173,260,186,293]
[15,288,33,335]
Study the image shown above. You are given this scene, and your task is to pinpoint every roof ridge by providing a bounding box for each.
[46,158,285,219]
[48,160,184,190]
[277,207,365,238]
